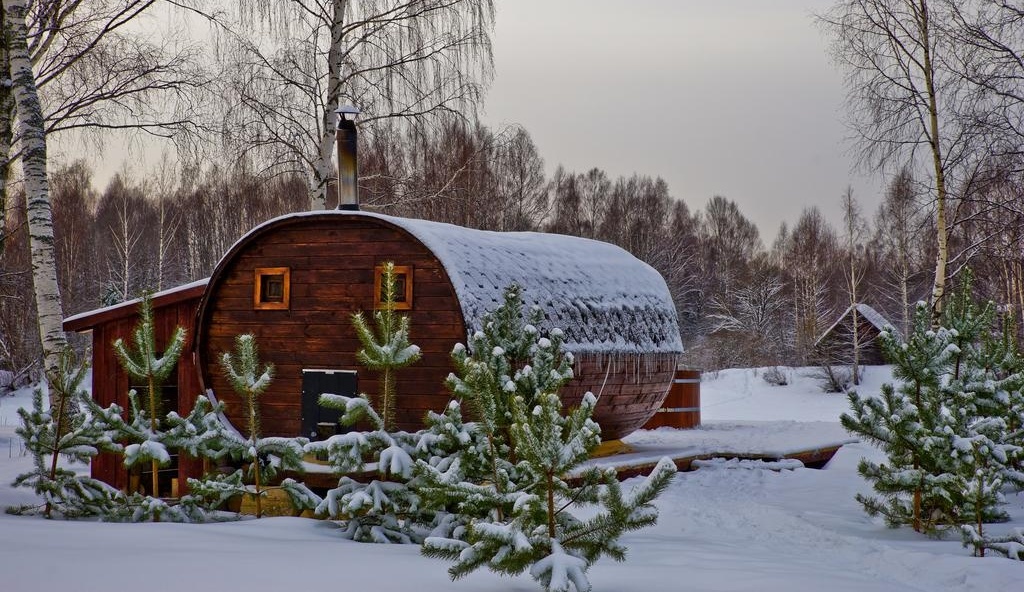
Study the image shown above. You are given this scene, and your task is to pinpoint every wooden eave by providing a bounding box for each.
[62,280,209,333]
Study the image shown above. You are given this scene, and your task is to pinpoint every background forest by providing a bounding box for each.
[2,0,1024,385]
[4,127,1022,377]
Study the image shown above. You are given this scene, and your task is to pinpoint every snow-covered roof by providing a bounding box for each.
[815,303,892,347]
[232,210,684,355]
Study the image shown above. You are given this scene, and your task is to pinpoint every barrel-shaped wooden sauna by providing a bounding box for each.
[643,368,700,429]
[194,211,683,441]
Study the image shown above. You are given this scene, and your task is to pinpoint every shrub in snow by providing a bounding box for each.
[762,366,788,386]
[418,285,676,592]
[812,364,851,393]
[843,274,1024,542]
[306,262,431,542]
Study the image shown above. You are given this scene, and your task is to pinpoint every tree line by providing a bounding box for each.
[3,0,1024,386]
[3,112,1023,379]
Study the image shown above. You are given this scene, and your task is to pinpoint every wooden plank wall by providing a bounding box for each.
[562,354,677,439]
[198,219,465,435]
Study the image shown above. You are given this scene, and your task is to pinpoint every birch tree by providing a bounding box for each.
[841,187,868,384]
[219,0,495,210]
[3,0,209,231]
[873,168,925,337]
[819,0,973,321]
[3,0,66,391]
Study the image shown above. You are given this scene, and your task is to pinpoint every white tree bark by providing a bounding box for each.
[309,0,346,210]
[4,0,67,393]
[0,11,11,257]
[917,0,949,324]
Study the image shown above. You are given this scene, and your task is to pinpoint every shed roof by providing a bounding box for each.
[815,303,892,347]
[231,211,684,355]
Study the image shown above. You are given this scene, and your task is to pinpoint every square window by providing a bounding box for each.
[375,264,412,310]
[261,275,284,302]
[254,267,290,310]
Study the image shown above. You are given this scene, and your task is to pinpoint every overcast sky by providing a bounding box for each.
[483,0,882,240]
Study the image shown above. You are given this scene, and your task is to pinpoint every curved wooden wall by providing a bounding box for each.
[196,217,464,435]
[195,214,677,440]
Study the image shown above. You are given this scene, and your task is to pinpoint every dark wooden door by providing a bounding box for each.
[301,369,357,440]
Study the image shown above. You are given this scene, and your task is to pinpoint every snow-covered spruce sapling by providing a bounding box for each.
[9,349,122,518]
[962,526,1024,560]
[306,396,429,542]
[939,278,1024,554]
[843,279,1024,540]
[220,334,273,518]
[201,334,314,517]
[418,284,676,592]
[161,393,317,519]
[306,263,426,541]
[112,293,185,498]
[841,303,955,534]
[444,284,559,491]
[352,261,422,430]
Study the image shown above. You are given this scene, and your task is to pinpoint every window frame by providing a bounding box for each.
[254,267,291,310]
[374,264,413,310]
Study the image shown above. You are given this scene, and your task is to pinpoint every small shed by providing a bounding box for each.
[194,210,683,441]
[814,303,892,366]
[63,280,209,491]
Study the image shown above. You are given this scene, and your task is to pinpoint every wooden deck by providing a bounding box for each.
[291,441,849,491]
[580,442,846,483]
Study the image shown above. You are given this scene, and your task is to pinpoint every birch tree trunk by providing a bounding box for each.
[0,7,11,258]
[4,0,67,397]
[841,187,868,385]
[819,0,960,329]
[308,0,347,210]
[917,0,949,325]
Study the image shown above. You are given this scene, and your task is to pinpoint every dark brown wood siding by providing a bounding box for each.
[816,320,886,366]
[562,354,677,439]
[196,218,465,435]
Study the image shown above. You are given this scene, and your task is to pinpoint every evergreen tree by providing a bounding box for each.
[352,261,422,430]
[418,285,676,592]
[161,333,315,518]
[220,334,274,518]
[9,349,122,518]
[306,263,428,541]
[939,275,1024,552]
[842,303,956,533]
[106,302,313,520]
[112,293,186,498]
[163,391,318,520]
[843,273,1024,540]
[306,394,429,542]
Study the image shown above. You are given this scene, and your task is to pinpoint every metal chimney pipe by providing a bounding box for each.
[335,105,360,210]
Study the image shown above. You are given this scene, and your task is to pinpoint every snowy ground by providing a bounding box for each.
[0,366,1022,591]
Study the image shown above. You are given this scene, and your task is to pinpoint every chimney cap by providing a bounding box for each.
[335,105,360,124]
